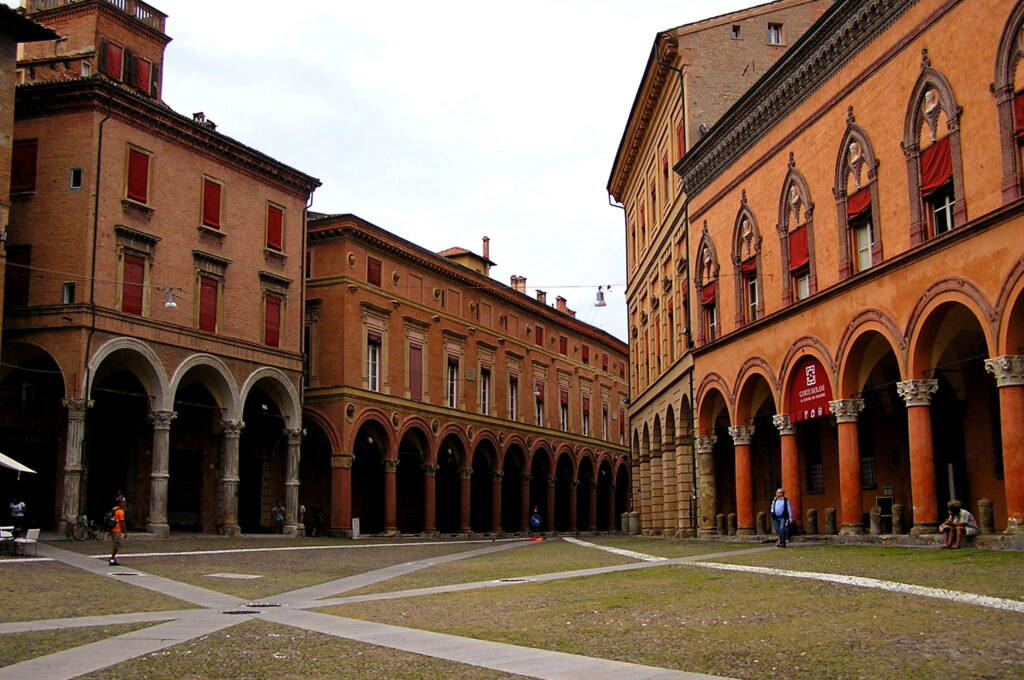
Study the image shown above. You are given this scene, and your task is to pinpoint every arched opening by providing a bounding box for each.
[435,435,463,534]
[239,388,289,533]
[299,417,332,536]
[470,440,496,533]
[501,444,525,532]
[738,375,779,521]
[577,456,595,531]
[614,459,631,529]
[396,427,428,534]
[554,451,574,532]
[350,420,388,535]
[596,458,613,531]
[168,382,219,531]
[529,449,550,526]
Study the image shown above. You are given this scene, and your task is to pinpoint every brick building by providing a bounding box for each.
[673,0,1024,538]
[303,214,631,536]
[607,0,833,536]
[3,0,319,535]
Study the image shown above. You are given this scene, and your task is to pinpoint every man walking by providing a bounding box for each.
[109,496,126,566]
[769,488,793,548]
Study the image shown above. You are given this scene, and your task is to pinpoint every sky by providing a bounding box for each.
[156,1,760,341]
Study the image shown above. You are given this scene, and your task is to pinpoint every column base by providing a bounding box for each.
[735,526,756,536]
[839,524,865,535]
[909,522,939,536]
[146,522,170,537]
[219,523,241,537]
[1003,519,1024,535]
[697,527,718,537]
[58,518,73,538]
[284,524,305,537]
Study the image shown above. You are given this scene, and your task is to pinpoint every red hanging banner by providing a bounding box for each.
[789,355,833,422]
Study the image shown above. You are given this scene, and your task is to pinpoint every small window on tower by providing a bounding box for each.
[731,25,741,39]
[767,23,783,45]
[69,168,83,191]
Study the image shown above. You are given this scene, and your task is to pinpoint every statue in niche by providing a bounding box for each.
[848,140,863,190]
[788,184,802,224]
[741,218,753,259]
[923,88,939,115]
[702,247,713,282]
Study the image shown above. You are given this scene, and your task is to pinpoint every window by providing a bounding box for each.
[745,274,758,322]
[928,186,955,235]
[860,456,877,489]
[619,409,625,444]
[920,136,955,237]
[201,177,222,229]
[4,246,31,307]
[508,376,518,420]
[581,344,590,365]
[602,406,609,440]
[264,296,282,347]
[794,272,810,300]
[701,282,718,341]
[267,203,284,251]
[304,251,312,279]
[559,336,567,356]
[788,226,810,301]
[121,253,145,316]
[62,281,76,304]
[535,383,544,426]
[582,396,590,437]
[367,258,382,287]
[559,391,569,431]
[767,23,783,45]
[480,368,491,415]
[103,41,124,79]
[367,332,381,392]
[69,167,83,190]
[534,325,543,346]
[602,353,609,371]
[731,24,741,39]
[134,56,152,94]
[197,276,219,332]
[852,218,874,272]
[126,146,150,204]
[11,140,38,192]
[446,357,459,408]
[409,344,423,401]
[676,123,685,161]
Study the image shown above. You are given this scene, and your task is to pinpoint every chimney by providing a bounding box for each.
[510,275,526,293]
[482,236,490,261]
[536,290,547,304]
[556,296,568,313]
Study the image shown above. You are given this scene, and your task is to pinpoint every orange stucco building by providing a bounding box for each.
[674,0,1024,539]
[302,215,630,536]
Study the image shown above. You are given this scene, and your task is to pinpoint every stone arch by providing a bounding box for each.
[169,354,240,419]
[734,369,778,423]
[833,109,883,278]
[697,384,730,435]
[501,434,530,466]
[995,256,1024,355]
[836,309,908,394]
[396,416,436,461]
[906,279,997,377]
[434,423,470,466]
[732,357,780,406]
[239,366,301,426]
[696,372,732,428]
[347,408,395,455]
[777,156,818,302]
[86,336,170,409]
[993,0,1024,201]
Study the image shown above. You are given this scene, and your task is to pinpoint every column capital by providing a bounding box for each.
[570,480,579,489]
[695,435,717,455]
[772,413,796,435]
[148,410,177,429]
[62,397,94,418]
[331,453,354,469]
[896,379,938,407]
[285,428,304,444]
[520,473,532,484]
[422,463,439,476]
[727,425,754,446]
[221,419,245,437]
[384,459,399,472]
[829,399,865,423]
[491,471,504,482]
[985,355,1024,388]
[546,476,557,487]
[459,468,473,480]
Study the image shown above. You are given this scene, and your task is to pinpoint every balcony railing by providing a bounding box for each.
[26,0,166,33]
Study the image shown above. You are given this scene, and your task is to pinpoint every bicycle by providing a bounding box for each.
[71,514,105,541]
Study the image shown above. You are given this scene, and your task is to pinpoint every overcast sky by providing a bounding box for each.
[156,1,759,341]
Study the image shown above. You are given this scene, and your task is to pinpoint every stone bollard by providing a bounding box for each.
[621,512,630,534]
[869,505,882,535]
[892,504,906,534]
[716,513,727,536]
[977,499,994,533]
[824,507,837,535]
[806,508,819,535]
[727,513,737,536]
[627,511,640,535]
[756,511,768,535]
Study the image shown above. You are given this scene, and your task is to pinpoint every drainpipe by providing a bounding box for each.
[84,115,110,404]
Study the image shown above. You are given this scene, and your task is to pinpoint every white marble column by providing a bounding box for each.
[59,398,93,535]
[146,410,177,536]
[285,428,303,536]
[220,419,244,536]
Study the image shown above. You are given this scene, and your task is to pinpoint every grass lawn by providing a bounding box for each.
[76,619,532,680]
[711,544,1024,600]
[0,561,196,622]
[0,622,154,668]
[344,540,636,596]
[322,563,1024,680]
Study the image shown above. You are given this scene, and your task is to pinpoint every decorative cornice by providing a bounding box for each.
[678,0,918,197]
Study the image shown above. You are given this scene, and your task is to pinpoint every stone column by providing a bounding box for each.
[285,428,303,536]
[219,419,244,536]
[491,471,503,533]
[588,482,598,531]
[728,426,755,535]
[649,443,663,535]
[146,410,177,536]
[695,435,717,536]
[331,453,353,535]
[662,434,678,535]
[897,379,939,534]
[545,476,556,531]
[59,398,93,535]
[638,438,651,534]
[830,399,866,534]
[674,426,693,535]
[607,483,617,531]
[459,468,472,532]
[568,479,578,532]
[985,355,1024,533]
[384,458,399,534]
[520,473,532,531]
[422,464,438,534]
[772,414,801,530]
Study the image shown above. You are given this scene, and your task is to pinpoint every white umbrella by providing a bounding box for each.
[0,453,37,479]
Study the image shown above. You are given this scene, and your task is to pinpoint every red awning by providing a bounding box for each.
[700,281,716,306]
[740,258,757,275]
[1015,92,1024,139]
[919,136,952,197]
[788,226,808,272]
[847,187,872,221]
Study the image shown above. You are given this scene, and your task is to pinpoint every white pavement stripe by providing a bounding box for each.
[0,557,51,564]
[0,610,190,634]
[562,536,666,561]
[686,561,1024,613]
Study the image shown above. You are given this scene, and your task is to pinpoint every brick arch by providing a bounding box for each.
[906,280,997,378]
[696,384,731,435]
[302,407,342,455]
[396,417,435,460]
[733,359,779,422]
[501,435,529,467]
[696,372,732,412]
[347,408,394,457]
[995,255,1024,355]
[732,356,780,402]
[836,308,907,395]
[469,428,501,454]
[993,0,1024,200]
[529,440,554,471]
[435,424,470,467]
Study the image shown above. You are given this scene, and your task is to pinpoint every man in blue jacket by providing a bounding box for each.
[769,488,793,548]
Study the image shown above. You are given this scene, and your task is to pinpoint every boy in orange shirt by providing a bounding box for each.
[109,497,126,566]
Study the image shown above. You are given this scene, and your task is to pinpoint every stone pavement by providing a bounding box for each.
[0,540,740,680]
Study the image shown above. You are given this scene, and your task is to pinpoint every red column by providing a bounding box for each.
[588,482,598,531]
[568,481,578,532]
[520,474,531,532]
[985,356,1024,533]
[545,477,556,531]
[331,454,353,536]
[459,468,472,532]
[831,399,865,534]
[773,416,801,529]
[729,426,755,534]
[423,464,438,534]
[898,380,939,534]
[491,472,503,533]
[383,459,398,533]
[607,483,617,531]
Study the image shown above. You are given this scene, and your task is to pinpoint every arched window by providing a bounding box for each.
[902,51,967,244]
[731,191,763,325]
[777,155,817,304]
[993,1,1024,202]
[834,107,882,278]
[695,223,720,344]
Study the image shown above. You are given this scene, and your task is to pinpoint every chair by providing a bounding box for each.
[14,528,39,557]
[0,528,12,556]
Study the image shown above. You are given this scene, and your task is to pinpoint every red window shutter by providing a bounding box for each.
[640,204,646,227]
[560,390,569,406]
[267,204,284,250]
[919,136,952,196]
[581,345,589,362]
[846,187,872,221]
[202,179,221,228]
[199,277,218,332]
[264,296,281,347]
[602,353,608,371]
[701,281,717,306]
[676,122,685,160]
[740,258,757,275]
[105,42,123,79]
[135,57,151,93]
[1015,92,1024,139]
[788,226,809,272]
[655,318,661,356]
[4,246,31,307]
[409,344,423,401]
[367,330,382,344]
[127,149,149,203]
[11,140,37,192]
[536,383,544,402]
[583,396,590,414]
[367,258,382,286]
[559,336,567,355]
[535,326,543,346]
[122,253,145,316]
